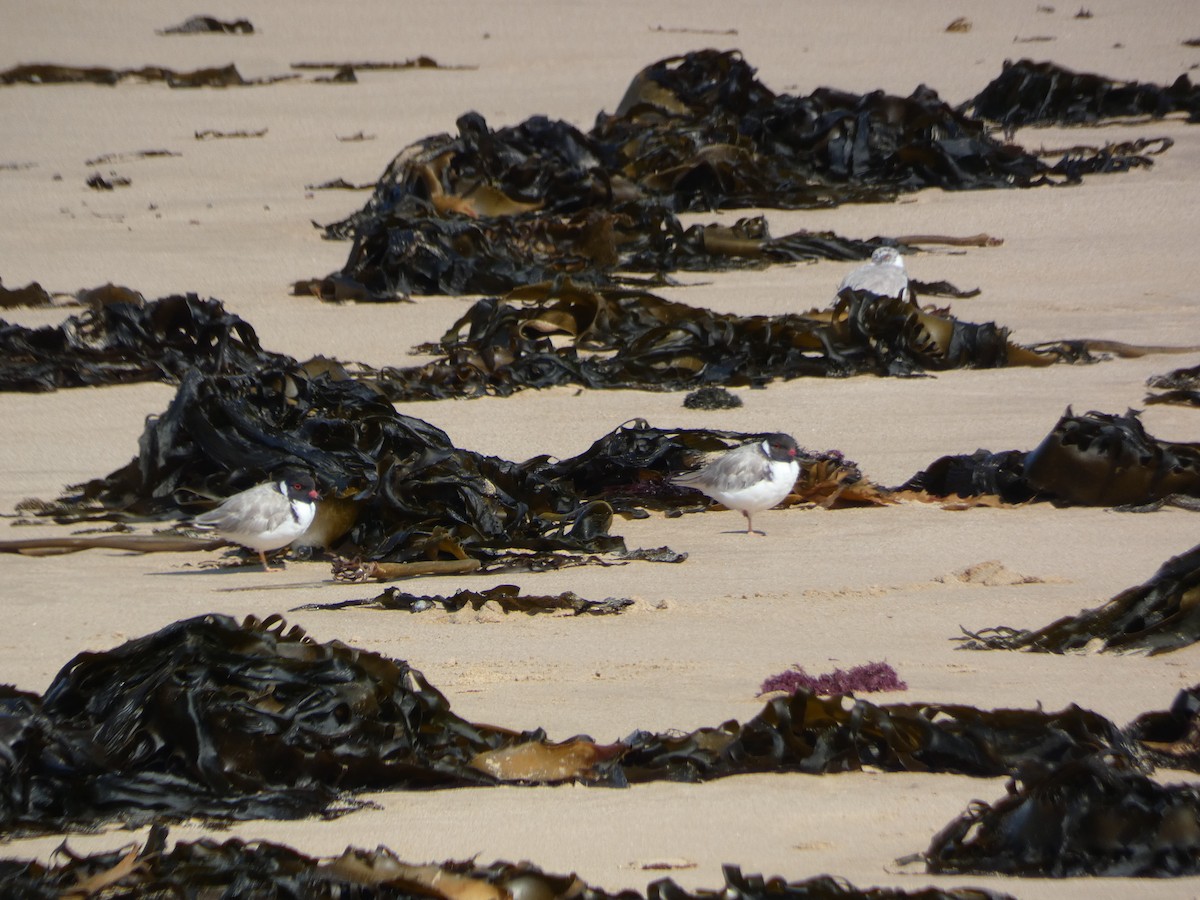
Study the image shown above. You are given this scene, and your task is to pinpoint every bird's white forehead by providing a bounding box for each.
[870,246,902,266]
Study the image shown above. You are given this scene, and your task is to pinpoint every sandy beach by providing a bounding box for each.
[2,2,1200,896]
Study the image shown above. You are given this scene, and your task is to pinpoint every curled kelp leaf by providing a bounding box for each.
[1024,407,1200,505]
[920,753,1200,876]
[961,58,1200,128]
[294,584,634,616]
[1146,361,1200,407]
[0,294,288,391]
[311,50,1155,298]
[0,830,1015,900]
[1125,684,1200,772]
[899,408,1200,507]
[356,280,1099,400]
[958,541,1200,655]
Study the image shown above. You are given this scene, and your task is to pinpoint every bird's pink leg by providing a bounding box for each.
[259,550,280,572]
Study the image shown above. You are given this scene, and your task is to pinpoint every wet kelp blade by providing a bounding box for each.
[920,753,1200,877]
[0,829,1015,900]
[1126,684,1200,773]
[898,408,1200,508]
[0,613,1147,836]
[961,58,1200,128]
[314,50,1162,298]
[957,541,1200,655]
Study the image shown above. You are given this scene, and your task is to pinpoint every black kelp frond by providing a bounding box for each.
[961,58,1200,128]
[921,753,1200,877]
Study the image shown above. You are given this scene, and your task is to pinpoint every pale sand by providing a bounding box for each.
[2,2,1200,897]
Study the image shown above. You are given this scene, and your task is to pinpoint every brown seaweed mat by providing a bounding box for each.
[5,288,1190,396]
[915,753,1200,877]
[958,541,1200,655]
[900,408,1200,507]
[0,827,1013,900]
[303,50,1166,298]
[0,612,1167,834]
[960,58,1200,128]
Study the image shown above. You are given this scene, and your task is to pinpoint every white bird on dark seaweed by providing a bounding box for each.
[672,434,800,535]
[193,473,320,571]
[839,246,909,299]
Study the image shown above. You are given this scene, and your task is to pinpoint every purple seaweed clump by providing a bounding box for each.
[758,661,907,696]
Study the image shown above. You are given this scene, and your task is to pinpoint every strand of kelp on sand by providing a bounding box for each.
[2,828,1016,900]
[0,613,1196,878]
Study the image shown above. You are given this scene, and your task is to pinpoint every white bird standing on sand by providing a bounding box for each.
[672,433,800,535]
[839,246,909,299]
[193,472,320,571]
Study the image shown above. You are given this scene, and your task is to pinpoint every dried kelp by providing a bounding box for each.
[1146,361,1200,407]
[313,50,1157,298]
[294,584,634,615]
[291,57,470,72]
[0,614,1143,834]
[1126,685,1200,772]
[0,279,53,309]
[962,58,1200,128]
[921,753,1200,876]
[0,829,1014,900]
[158,15,254,34]
[0,294,288,391]
[958,541,1200,655]
[356,281,1100,402]
[0,63,295,87]
[898,408,1200,507]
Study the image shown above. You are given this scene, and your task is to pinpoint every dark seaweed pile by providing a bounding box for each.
[55,364,626,563]
[958,542,1200,655]
[962,58,1200,128]
[922,753,1200,877]
[1146,361,1200,407]
[310,50,1162,298]
[0,293,288,391]
[362,281,1048,400]
[0,613,1157,837]
[0,828,1014,900]
[1,287,1127,397]
[900,408,1200,507]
